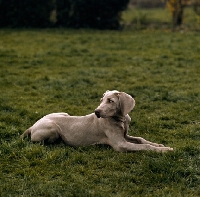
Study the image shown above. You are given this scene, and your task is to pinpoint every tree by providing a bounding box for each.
[56,0,130,29]
[0,0,53,27]
[165,0,199,28]
[167,0,184,27]
[0,0,129,29]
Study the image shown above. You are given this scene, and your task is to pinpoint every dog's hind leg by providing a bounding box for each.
[31,124,60,143]
[25,120,61,143]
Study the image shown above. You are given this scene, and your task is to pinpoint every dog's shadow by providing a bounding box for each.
[29,137,112,151]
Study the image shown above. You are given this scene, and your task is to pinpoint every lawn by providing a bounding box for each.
[0,19,200,197]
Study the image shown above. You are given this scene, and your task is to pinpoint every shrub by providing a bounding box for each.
[56,0,130,29]
[56,0,71,27]
[0,0,129,29]
[0,0,53,27]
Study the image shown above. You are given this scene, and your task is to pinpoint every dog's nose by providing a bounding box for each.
[94,110,101,118]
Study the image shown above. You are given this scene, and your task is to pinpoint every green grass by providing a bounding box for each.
[0,26,200,196]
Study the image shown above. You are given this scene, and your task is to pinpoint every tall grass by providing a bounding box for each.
[0,26,200,196]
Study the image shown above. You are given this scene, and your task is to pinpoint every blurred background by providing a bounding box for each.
[0,0,199,31]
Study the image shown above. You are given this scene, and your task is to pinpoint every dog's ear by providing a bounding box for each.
[118,92,135,116]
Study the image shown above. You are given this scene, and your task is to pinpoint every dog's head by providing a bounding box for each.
[94,90,135,118]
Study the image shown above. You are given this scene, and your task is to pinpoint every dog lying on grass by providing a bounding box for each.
[22,90,173,152]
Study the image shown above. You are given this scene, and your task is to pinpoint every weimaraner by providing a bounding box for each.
[22,90,173,152]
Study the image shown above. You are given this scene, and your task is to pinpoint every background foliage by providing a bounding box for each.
[0,0,129,29]
[0,0,53,27]
[56,0,129,29]
[0,0,200,29]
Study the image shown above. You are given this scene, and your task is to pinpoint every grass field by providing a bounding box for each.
[0,9,200,197]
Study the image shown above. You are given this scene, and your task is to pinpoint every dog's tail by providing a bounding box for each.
[21,128,31,138]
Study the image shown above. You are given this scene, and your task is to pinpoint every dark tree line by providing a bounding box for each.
[0,0,129,29]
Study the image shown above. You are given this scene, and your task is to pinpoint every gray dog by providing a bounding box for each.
[22,90,173,152]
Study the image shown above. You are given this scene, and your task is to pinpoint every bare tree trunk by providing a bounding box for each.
[172,0,183,29]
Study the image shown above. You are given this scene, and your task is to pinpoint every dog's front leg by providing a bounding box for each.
[105,130,173,152]
[125,135,165,147]
[105,128,173,152]
[113,140,173,152]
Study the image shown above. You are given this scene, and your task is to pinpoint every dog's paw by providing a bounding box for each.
[154,146,173,152]
[160,147,173,152]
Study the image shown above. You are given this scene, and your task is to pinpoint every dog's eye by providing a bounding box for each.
[108,99,114,103]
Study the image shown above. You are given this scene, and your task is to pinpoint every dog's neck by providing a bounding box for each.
[111,116,126,132]
[112,116,126,123]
